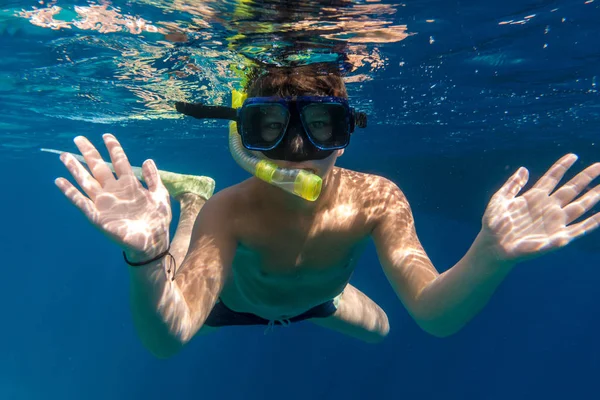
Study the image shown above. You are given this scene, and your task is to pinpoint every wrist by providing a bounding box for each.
[124,243,169,265]
[470,230,516,270]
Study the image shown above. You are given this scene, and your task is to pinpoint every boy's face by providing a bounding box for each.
[254,97,346,178]
[244,94,351,171]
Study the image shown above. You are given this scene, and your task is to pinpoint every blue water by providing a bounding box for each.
[1,0,599,399]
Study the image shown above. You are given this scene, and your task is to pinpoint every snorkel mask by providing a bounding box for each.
[176,90,367,201]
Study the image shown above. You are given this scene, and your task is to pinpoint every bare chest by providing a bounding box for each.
[237,210,369,275]
[223,236,366,316]
[221,211,370,314]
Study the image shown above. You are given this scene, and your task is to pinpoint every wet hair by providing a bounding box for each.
[243,62,348,98]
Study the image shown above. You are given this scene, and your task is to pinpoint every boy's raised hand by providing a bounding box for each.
[55,134,172,262]
[478,154,600,263]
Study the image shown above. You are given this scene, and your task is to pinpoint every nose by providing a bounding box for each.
[287,126,305,154]
[281,125,310,162]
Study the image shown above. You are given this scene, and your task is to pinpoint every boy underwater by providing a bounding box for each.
[54,64,600,359]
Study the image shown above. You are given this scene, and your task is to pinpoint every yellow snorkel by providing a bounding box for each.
[228,89,322,202]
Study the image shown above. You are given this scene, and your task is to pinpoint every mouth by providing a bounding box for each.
[276,161,318,175]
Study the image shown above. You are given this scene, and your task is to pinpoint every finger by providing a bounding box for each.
[73,136,116,187]
[552,162,600,207]
[566,211,600,239]
[496,167,529,199]
[532,154,578,194]
[59,152,103,200]
[55,177,98,222]
[142,159,166,195]
[103,133,135,179]
[563,184,600,224]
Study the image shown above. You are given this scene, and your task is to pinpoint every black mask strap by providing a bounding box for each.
[175,102,237,121]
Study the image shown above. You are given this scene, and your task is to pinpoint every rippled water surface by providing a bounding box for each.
[2,0,598,157]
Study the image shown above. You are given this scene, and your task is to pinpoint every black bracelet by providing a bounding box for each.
[123,248,177,281]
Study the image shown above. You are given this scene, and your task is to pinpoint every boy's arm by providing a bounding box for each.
[372,155,600,337]
[128,192,236,358]
[372,182,513,338]
[54,134,231,357]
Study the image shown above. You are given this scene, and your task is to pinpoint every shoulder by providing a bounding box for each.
[336,168,409,204]
[201,185,234,215]
[335,168,413,227]
[203,179,254,210]
[196,180,261,237]
[195,182,247,229]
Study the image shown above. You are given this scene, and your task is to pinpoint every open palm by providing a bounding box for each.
[55,134,172,260]
[482,154,600,262]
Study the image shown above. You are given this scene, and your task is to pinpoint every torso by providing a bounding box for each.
[215,167,387,320]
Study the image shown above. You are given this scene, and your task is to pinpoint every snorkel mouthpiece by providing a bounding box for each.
[290,169,323,202]
[255,159,322,202]
[229,127,322,201]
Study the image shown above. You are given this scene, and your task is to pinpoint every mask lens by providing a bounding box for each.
[240,103,289,149]
[301,103,349,148]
